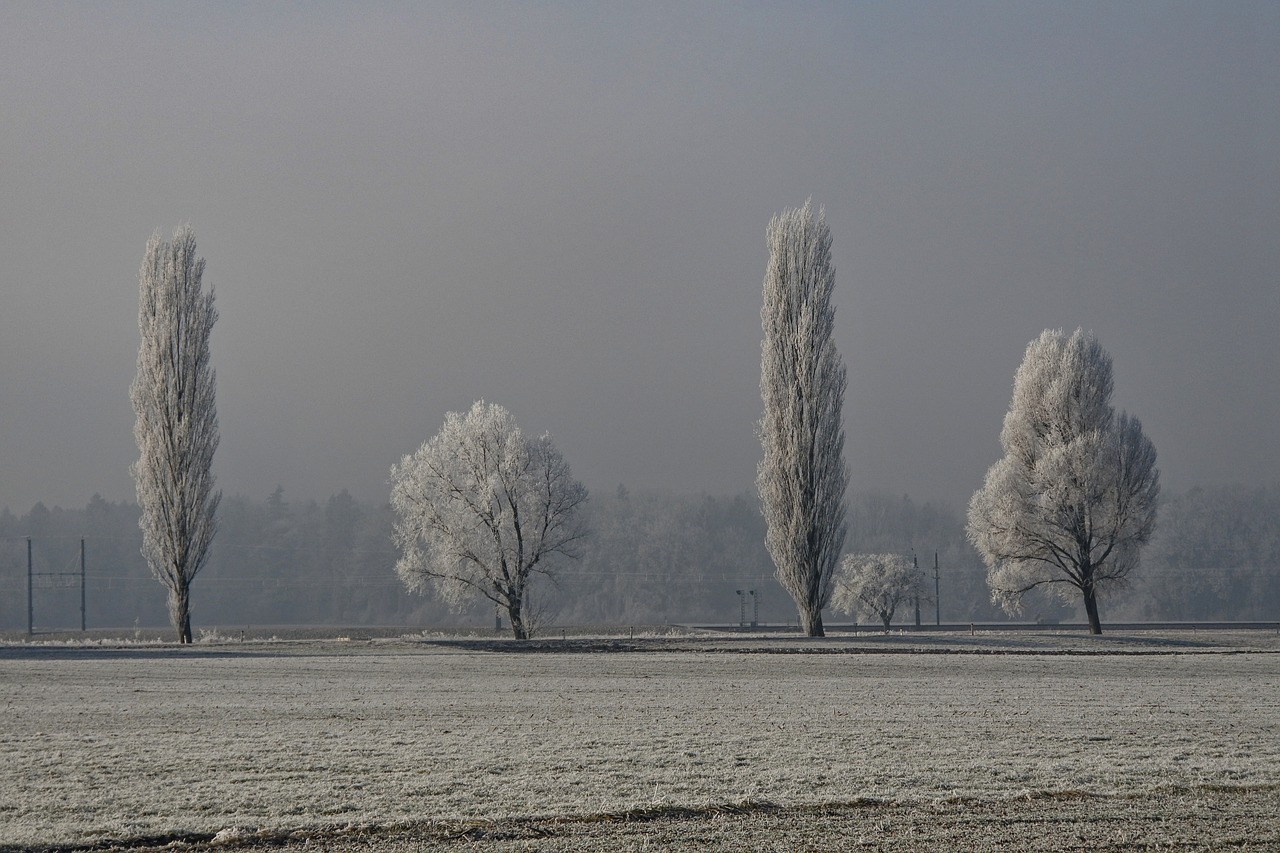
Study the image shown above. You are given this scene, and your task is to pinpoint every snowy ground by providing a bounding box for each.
[0,630,1277,850]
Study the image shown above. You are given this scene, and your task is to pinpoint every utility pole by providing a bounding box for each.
[80,538,86,632]
[27,537,33,636]
[934,552,941,626]
[736,589,745,628]
[749,589,758,629]
[913,555,921,627]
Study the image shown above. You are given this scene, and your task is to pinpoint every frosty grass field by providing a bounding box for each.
[1,629,1278,852]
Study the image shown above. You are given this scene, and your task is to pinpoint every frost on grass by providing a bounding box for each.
[0,642,1277,846]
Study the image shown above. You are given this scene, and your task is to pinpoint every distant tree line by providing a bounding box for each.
[1122,484,1280,622]
[3,484,1274,634]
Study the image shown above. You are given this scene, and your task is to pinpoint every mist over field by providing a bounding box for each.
[2,3,1278,515]
[4,484,1277,632]
[2,5,1279,632]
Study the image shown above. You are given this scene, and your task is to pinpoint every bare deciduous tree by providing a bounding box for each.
[967,328,1160,634]
[833,553,927,631]
[390,401,588,639]
[757,200,849,637]
[130,225,220,644]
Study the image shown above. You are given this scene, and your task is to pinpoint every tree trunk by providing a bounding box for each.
[800,606,825,637]
[507,598,528,640]
[1082,584,1103,635]
[168,583,193,644]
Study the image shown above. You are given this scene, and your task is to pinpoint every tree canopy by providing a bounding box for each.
[390,401,588,639]
[833,553,927,630]
[130,226,220,644]
[967,328,1159,634]
[757,200,849,636]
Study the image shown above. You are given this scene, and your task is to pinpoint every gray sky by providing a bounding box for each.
[2,1,1278,515]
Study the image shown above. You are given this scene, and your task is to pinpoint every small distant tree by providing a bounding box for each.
[833,553,926,631]
[130,225,221,644]
[757,200,849,637]
[390,401,588,639]
[967,329,1160,634]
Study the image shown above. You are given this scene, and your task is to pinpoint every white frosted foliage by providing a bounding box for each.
[833,553,927,630]
[390,401,587,639]
[967,328,1159,634]
[756,199,849,637]
[129,225,221,644]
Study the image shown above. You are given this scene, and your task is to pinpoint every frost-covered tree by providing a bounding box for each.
[757,200,849,636]
[967,329,1159,634]
[833,553,927,631]
[390,401,588,639]
[130,225,221,644]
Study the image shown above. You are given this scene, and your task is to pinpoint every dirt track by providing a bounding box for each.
[49,786,1275,853]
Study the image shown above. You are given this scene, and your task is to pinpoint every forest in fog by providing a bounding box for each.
[2,483,1276,633]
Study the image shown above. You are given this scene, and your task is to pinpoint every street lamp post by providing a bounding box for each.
[934,552,941,626]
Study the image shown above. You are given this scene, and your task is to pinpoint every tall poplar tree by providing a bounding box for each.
[757,200,849,637]
[130,225,221,643]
